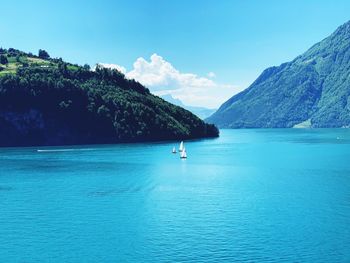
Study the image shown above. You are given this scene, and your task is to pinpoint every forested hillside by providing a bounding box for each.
[0,48,218,146]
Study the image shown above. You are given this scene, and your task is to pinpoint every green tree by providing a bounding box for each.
[0,55,8,65]
[83,64,91,71]
[97,105,110,117]
[58,62,68,74]
[38,49,50,59]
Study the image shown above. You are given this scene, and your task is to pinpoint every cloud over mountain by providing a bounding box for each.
[99,54,241,108]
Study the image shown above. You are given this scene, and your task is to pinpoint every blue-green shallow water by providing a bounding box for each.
[0,129,350,262]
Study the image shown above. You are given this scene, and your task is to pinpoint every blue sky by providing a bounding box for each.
[1,0,350,107]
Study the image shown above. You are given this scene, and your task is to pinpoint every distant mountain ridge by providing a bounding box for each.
[160,94,216,119]
[207,20,350,128]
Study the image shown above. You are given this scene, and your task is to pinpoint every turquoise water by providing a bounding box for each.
[0,129,350,262]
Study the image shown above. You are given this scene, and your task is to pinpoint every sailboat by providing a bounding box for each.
[179,141,184,152]
[172,146,177,153]
[180,147,187,159]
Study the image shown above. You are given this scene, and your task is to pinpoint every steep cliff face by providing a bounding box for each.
[207,21,350,128]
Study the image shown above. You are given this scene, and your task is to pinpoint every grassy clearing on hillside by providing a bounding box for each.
[67,65,79,71]
[0,55,57,75]
[27,57,51,65]
[0,61,18,75]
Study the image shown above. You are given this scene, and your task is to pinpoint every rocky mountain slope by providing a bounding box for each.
[207,21,350,128]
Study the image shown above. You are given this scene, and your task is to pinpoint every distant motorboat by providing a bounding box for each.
[172,147,177,153]
[180,147,187,159]
[179,141,184,152]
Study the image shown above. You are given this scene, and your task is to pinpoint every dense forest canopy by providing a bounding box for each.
[0,48,218,146]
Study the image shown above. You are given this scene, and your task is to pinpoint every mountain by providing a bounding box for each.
[160,94,216,119]
[0,48,218,146]
[207,21,350,128]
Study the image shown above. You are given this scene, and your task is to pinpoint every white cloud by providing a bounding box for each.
[207,72,216,78]
[99,54,242,108]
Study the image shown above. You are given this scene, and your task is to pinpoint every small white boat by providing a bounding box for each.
[179,141,184,152]
[180,147,187,159]
[172,147,177,153]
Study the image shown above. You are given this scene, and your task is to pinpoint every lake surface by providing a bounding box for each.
[0,129,350,262]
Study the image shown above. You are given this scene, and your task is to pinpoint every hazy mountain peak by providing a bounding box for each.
[160,94,216,120]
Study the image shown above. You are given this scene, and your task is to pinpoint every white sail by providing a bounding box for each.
[179,141,184,152]
[172,146,176,153]
[180,147,187,158]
